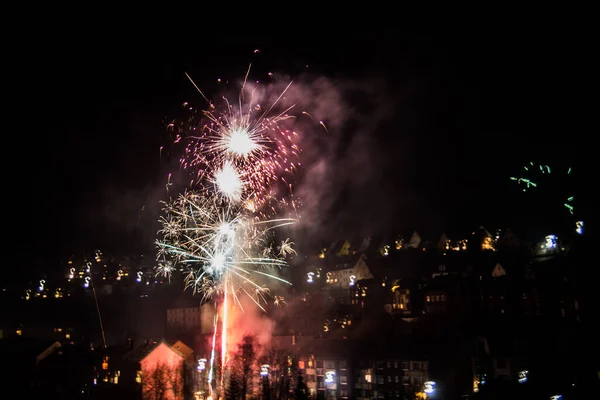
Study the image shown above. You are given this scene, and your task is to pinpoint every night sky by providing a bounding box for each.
[6,30,589,285]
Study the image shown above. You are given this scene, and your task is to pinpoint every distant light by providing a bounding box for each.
[197,358,206,371]
[545,235,557,249]
[518,370,528,383]
[424,381,436,394]
[260,364,270,376]
[550,395,562,400]
[576,221,584,235]
[325,370,336,384]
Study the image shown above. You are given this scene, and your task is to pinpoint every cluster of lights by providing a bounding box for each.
[306,269,321,283]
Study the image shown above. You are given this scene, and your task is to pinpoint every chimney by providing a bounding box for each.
[292,334,296,346]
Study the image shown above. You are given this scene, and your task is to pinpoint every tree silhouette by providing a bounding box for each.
[143,362,169,400]
[238,335,256,398]
[294,374,308,400]
[224,367,242,400]
[168,361,184,399]
[142,361,184,400]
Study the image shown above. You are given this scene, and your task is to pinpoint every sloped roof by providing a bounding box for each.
[171,340,194,359]
[311,254,366,271]
[123,340,160,362]
[140,341,185,364]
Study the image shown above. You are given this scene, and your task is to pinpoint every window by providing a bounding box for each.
[377,376,384,384]
[387,376,391,382]
[317,360,323,368]
[402,376,410,385]
[395,376,399,383]
[298,361,305,369]
[340,375,347,384]
[387,361,391,368]
[340,360,348,370]
[401,362,409,370]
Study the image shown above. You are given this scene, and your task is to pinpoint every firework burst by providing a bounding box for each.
[168,67,301,221]
[156,191,294,308]
[157,65,311,396]
[510,161,576,215]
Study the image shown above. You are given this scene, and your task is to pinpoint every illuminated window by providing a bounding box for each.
[136,371,142,383]
[298,361,305,369]
[65,333,71,339]
[16,329,22,336]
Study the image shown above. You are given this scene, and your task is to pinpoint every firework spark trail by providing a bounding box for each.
[208,313,218,397]
[221,278,229,389]
[510,161,576,215]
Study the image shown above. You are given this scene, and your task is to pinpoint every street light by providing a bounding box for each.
[424,381,436,397]
[325,370,336,384]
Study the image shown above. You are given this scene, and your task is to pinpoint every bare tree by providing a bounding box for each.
[169,361,184,399]
[260,349,294,400]
[143,361,184,400]
[143,362,170,400]
[238,335,256,398]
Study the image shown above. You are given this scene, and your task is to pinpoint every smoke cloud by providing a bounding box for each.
[224,296,275,358]
[258,71,427,250]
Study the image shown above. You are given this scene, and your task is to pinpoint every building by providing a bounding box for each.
[140,341,186,400]
[305,254,373,291]
[354,357,429,399]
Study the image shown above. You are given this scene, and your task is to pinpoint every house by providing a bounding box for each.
[140,341,186,400]
[385,282,411,316]
[407,231,421,249]
[304,254,374,290]
[323,254,373,290]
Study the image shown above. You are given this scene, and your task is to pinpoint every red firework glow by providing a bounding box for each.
[220,278,229,388]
